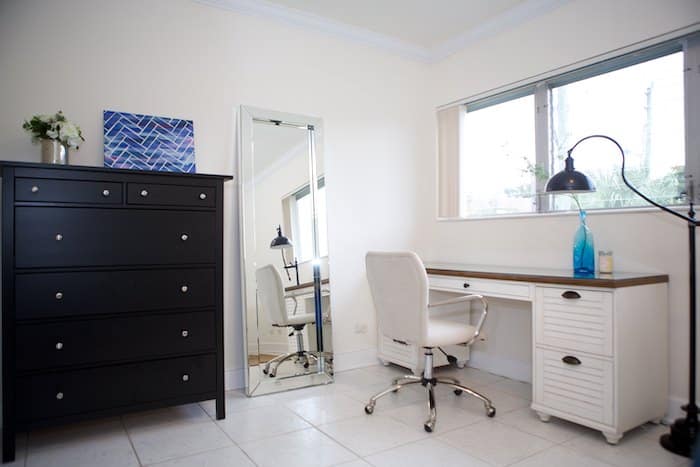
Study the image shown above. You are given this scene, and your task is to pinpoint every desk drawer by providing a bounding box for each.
[127,183,216,208]
[535,347,613,425]
[15,207,216,268]
[429,275,531,301]
[16,268,215,320]
[16,311,215,370]
[16,354,216,423]
[535,287,613,356]
[15,178,122,205]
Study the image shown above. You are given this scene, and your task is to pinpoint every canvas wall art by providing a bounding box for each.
[103,110,195,173]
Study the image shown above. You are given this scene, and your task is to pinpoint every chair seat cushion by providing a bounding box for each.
[286,313,316,326]
[424,317,477,347]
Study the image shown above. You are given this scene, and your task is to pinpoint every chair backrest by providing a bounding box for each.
[365,251,429,345]
[255,264,288,326]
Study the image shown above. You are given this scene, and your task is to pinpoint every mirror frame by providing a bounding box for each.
[237,105,331,396]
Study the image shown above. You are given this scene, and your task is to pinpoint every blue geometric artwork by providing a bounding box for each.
[103,110,195,173]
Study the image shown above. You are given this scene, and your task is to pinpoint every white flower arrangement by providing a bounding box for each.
[22,111,85,149]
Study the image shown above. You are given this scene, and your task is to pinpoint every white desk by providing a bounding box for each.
[378,262,669,444]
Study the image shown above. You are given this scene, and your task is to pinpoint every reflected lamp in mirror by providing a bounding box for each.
[270,225,300,286]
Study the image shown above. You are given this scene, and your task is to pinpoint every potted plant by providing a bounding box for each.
[22,111,84,164]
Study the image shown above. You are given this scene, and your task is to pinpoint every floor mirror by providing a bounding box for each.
[238,106,333,396]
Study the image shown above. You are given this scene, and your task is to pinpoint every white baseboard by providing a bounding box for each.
[333,347,379,372]
[468,350,532,383]
[664,395,685,424]
[225,368,246,390]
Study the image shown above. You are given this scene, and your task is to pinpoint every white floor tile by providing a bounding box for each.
[123,403,211,430]
[26,419,138,467]
[319,415,428,457]
[215,405,311,443]
[332,460,373,467]
[486,378,532,400]
[496,407,591,443]
[438,420,554,467]
[562,423,690,467]
[436,386,529,416]
[127,419,232,465]
[510,445,615,467]
[240,427,357,467]
[383,401,483,434]
[199,391,276,417]
[147,446,255,467]
[365,438,493,467]
[285,393,369,425]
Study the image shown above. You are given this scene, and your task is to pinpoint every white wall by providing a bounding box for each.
[0,0,429,384]
[419,0,700,413]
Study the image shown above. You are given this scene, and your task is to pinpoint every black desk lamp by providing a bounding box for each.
[545,134,697,457]
[270,225,300,286]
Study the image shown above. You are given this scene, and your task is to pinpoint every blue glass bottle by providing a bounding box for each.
[573,210,595,276]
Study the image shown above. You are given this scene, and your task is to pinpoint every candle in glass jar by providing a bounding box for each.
[599,250,613,274]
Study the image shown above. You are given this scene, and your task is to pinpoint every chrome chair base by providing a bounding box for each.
[364,351,495,432]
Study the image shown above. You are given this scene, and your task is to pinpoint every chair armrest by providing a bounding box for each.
[428,294,489,347]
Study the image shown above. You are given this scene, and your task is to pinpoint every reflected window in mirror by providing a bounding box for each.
[285,177,328,263]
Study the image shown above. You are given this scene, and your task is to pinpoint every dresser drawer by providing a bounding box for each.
[16,268,215,320]
[534,347,613,425]
[127,183,216,208]
[535,286,613,356]
[15,178,122,205]
[15,207,216,268]
[16,354,216,423]
[16,311,215,370]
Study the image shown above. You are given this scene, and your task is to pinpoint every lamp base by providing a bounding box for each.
[660,413,698,458]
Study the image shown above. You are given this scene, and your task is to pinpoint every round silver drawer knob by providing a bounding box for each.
[140,189,148,197]
[182,374,190,382]
[199,193,207,200]
[181,330,189,338]
[102,189,110,197]
[31,186,39,193]
[55,342,63,350]
[56,392,64,400]
[55,233,63,241]
[181,285,189,293]
[55,292,63,300]
[181,234,189,241]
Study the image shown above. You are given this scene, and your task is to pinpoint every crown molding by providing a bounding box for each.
[194,0,570,63]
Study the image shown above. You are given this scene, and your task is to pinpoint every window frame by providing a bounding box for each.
[442,30,700,220]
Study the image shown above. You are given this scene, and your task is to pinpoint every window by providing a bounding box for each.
[443,33,699,218]
[288,178,328,262]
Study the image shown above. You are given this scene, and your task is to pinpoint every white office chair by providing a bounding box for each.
[256,264,317,377]
[364,251,495,432]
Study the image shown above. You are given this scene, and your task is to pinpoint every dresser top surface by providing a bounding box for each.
[0,161,233,181]
[425,262,668,288]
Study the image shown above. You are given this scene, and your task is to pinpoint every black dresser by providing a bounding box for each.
[0,162,231,462]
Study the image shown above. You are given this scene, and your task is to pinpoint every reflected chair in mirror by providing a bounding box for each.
[256,264,317,377]
[364,251,495,432]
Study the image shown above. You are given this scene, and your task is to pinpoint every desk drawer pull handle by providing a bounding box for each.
[31,186,39,193]
[55,233,63,241]
[181,234,189,241]
[561,291,581,299]
[199,193,207,200]
[181,330,189,338]
[55,292,63,300]
[102,189,110,197]
[140,189,149,197]
[392,338,408,346]
[463,282,470,289]
[56,392,64,400]
[55,342,63,350]
[181,285,189,293]
[562,355,581,365]
[182,374,190,382]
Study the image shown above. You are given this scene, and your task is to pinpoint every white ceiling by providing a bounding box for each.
[196,0,570,62]
[263,0,524,49]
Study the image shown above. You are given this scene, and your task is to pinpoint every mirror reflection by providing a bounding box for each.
[239,107,332,396]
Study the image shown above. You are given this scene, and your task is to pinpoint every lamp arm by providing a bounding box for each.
[569,134,697,225]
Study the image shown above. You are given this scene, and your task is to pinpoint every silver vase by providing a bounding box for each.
[40,139,68,165]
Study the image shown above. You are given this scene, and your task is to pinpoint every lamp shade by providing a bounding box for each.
[545,154,596,194]
[270,225,293,250]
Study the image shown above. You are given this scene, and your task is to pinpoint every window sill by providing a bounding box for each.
[436,204,690,222]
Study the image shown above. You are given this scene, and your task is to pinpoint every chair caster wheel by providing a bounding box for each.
[424,422,434,433]
[262,369,268,375]
[269,373,276,378]
[304,362,309,368]
[454,389,463,395]
[364,405,374,415]
[486,406,496,418]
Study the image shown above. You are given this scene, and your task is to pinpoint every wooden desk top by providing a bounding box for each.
[284,278,330,292]
[425,262,668,288]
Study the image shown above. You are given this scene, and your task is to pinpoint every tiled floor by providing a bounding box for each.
[5,364,691,466]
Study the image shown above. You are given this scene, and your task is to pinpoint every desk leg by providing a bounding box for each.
[535,411,551,423]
